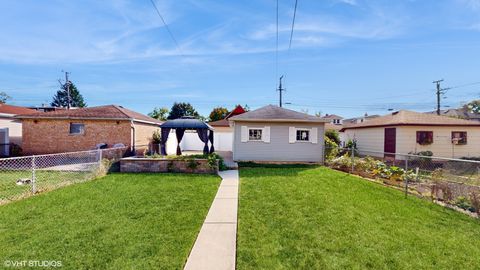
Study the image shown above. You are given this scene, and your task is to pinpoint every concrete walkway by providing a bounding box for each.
[184,170,239,270]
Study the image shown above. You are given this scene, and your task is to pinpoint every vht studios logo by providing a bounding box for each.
[4,260,62,268]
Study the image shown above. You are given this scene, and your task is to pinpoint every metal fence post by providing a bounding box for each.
[351,146,355,173]
[98,148,102,163]
[31,155,36,194]
[404,155,408,198]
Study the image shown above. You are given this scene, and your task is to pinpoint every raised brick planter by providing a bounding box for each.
[120,157,218,174]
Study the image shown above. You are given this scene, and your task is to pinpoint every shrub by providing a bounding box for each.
[187,159,199,170]
[152,130,161,144]
[470,191,480,215]
[325,129,341,145]
[324,137,339,162]
[9,143,22,157]
[455,196,473,211]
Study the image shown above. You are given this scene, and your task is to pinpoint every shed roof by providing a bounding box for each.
[229,105,328,123]
[160,117,213,130]
[16,105,162,124]
[341,110,480,131]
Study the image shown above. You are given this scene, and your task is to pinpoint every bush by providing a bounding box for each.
[325,130,341,145]
[9,143,22,157]
[455,196,473,212]
[324,136,339,162]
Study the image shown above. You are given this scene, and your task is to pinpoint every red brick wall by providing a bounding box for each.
[22,119,132,155]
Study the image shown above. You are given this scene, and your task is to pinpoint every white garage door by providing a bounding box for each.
[214,132,233,152]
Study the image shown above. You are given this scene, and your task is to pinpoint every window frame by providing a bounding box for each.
[69,123,85,135]
[451,131,467,145]
[416,131,433,145]
[296,129,310,142]
[248,128,263,141]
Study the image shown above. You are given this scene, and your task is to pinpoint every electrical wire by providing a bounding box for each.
[149,0,185,57]
[288,0,298,51]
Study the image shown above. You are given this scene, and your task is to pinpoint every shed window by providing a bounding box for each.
[70,123,85,135]
[296,129,310,141]
[452,131,467,145]
[416,131,433,145]
[248,129,262,141]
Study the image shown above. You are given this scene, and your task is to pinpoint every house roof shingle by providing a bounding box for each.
[322,114,343,119]
[341,110,480,131]
[0,104,37,115]
[229,105,329,123]
[17,105,162,124]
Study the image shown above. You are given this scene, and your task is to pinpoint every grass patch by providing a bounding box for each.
[0,173,220,269]
[237,166,480,269]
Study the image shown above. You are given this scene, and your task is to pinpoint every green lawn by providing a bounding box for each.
[237,166,480,269]
[0,173,220,269]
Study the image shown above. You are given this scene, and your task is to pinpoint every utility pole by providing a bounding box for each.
[277,75,285,107]
[61,71,71,110]
[433,79,449,115]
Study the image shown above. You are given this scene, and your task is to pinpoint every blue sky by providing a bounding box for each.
[0,0,480,118]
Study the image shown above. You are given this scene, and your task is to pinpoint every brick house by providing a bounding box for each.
[17,105,161,155]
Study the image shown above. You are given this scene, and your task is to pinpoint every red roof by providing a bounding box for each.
[17,105,162,124]
[0,104,37,115]
[226,105,246,119]
[209,105,246,127]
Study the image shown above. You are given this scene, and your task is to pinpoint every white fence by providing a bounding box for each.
[0,147,127,205]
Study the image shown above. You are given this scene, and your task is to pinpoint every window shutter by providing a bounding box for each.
[289,127,295,143]
[311,128,318,144]
[263,126,270,143]
[241,126,248,142]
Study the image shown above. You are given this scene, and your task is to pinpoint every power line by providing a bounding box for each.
[149,0,184,57]
[288,0,298,51]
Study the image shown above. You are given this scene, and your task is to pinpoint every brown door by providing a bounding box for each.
[384,128,396,158]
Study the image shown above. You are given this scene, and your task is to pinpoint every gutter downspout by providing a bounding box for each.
[131,120,135,155]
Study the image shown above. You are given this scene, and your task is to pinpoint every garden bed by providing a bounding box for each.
[120,156,219,174]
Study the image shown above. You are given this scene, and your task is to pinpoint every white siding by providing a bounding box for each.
[344,127,385,158]
[233,121,325,162]
[397,126,480,158]
[345,126,480,159]
[0,118,23,146]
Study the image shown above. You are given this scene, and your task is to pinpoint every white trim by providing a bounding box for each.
[263,126,270,143]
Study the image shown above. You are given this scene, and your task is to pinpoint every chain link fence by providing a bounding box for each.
[325,146,480,217]
[0,147,128,205]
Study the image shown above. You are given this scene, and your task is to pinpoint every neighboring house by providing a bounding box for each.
[0,104,38,156]
[322,114,343,125]
[341,110,480,159]
[17,105,162,155]
[343,113,380,124]
[426,108,480,122]
[229,105,329,162]
[28,105,69,113]
[180,105,246,152]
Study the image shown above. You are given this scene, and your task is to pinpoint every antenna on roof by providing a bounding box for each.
[277,75,286,107]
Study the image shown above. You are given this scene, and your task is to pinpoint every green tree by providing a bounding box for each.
[464,100,480,114]
[209,106,229,121]
[325,129,341,145]
[148,107,169,121]
[167,102,200,120]
[51,82,86,108]
[0,92,11,104]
